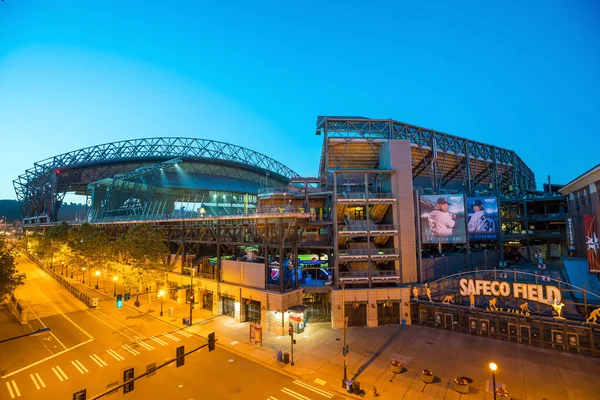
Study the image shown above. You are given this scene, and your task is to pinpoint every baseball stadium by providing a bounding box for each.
[14,116,600,356]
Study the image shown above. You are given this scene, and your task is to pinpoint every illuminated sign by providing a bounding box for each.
[459,278,561,304]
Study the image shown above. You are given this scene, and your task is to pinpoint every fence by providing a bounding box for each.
[21,250,98,308]
[5,293,27,324]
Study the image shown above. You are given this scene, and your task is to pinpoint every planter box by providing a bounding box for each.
[454,382,469,394]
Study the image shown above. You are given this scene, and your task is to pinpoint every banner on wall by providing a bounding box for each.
[466,196,500,241]
[584,214,600,273]
[420,194,466,244]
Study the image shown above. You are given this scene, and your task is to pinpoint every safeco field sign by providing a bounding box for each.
[459,278,561,304]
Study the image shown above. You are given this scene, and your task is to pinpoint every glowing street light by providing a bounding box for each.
[158,289,165,316]
[113,276,118,297]
[95,270,101,289]
[82,267,86,284]
[489,362,498,400]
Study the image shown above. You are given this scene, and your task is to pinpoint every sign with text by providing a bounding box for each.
[459,278,561,304]
[420,194,466,244]
[584,214,600,273]
[466,196,499,241]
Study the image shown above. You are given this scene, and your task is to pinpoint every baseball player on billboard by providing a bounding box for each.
[467,199,495,235]
[428,197,457,236]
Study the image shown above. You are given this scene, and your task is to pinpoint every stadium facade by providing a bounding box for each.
[16,117,600,356]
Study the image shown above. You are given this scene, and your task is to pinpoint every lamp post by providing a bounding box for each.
[95,270,100,289]
[489,362,497,400]
[113,276,118,297]
[158,290,165,316]
[82,267,86,284]
[341,281,348,388]
[61,261,64,276]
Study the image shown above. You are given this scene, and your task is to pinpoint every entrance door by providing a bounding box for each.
[245,300,261,323]
[520,325,531,344]
[508,323,519,342]
[479,319,490,336]
[419,309,428,324]
[203,292,213,310]
[222,297,235,317]
[377,303,400,325]
[469,317,478,334]
[345,304,367,327]
[444,313,453,330]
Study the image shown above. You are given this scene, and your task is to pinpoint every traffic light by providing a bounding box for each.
[123,368,134,394]
[124,292,131,301]
[208,332,215,352]
[116,294,123,308]
[176,345,185,367]
[288,324,293,336]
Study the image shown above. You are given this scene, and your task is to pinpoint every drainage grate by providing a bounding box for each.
[425,341,434,345]
[389,353,412,364]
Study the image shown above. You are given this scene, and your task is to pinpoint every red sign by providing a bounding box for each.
[584,215,600,273]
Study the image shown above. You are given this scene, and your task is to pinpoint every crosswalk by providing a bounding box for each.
[3,328,198,399]
[270,380,334,400]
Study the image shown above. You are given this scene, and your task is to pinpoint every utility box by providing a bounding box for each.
[91,298,99,308]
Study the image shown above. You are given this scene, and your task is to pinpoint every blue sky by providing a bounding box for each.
[0,0,599,201]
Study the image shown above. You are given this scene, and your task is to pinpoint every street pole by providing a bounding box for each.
[189,265,194,325]
[489,362,498,400]
[113,277,118,297]
[160,296,164,317]
[82,268,85,284]
[341,281,347,387]
[290,325,295,366]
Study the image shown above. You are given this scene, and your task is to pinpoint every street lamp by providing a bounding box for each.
[61,261,64,276]
[95,270,100,289]
[113,276,118,297]
[489,362,498,400]
[158,289,165,316]
[82,267,86,284]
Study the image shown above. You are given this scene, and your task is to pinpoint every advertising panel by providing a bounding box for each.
[583,214,600,273]
[466,196,500,241]
[420,194,466,244]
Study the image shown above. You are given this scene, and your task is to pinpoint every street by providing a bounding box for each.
[1,255,344,400]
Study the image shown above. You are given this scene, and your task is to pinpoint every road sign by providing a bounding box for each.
[175,285,191,290]
[342,345,349,356]
[123,368,134,394]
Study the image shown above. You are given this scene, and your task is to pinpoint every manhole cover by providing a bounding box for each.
[425,341,434,345]
[335,338,341,341]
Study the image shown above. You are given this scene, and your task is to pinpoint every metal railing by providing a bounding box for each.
[338,248,399,256]
[339,270,400,278]
[341,224,397,232]
[339,192,395,200]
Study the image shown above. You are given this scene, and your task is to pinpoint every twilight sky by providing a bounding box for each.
[0,0,599,201]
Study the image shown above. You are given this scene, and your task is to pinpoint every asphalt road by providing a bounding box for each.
[1,255,344,400]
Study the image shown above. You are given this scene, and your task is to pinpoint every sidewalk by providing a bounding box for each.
[50,267,600,400]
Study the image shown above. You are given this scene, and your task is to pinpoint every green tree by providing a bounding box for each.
[0,236,25,297]
[117,224,170,307]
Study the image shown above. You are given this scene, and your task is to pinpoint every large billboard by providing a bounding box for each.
[420,194,466,244]
[466,196,500,241]
[584,215,600,274]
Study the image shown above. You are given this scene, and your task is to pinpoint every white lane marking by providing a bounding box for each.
[122,344,140,355]
[106,349,125,361]
[268,397,279,400]
[5,381,15,399]
[151,336,168,346]
[52,367,64,382]
[35,373,46,388]
[90,309,148,340]
[137,340,154,350]
[176,330,192,338]
[15,288,67,350]
[90,354,107,367]
[1,338,94,379]
[30,374,40,390]
[81,310,137,342]
[11,381,21,398]
[162,332,180,342]
[56,366,68,380]
[293,380,333,398]
[281,388,310,400]
[75,360,88,373]
[71,361,84,374]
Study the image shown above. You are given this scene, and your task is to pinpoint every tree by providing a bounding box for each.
[0,236,25,297]
[117,224,170,307]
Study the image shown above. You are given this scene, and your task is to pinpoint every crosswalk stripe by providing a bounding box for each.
[90,354,107,367]
[106,349,125,361]
[122,344,140,355]
[268,397,279,400]
[30,374,40,390]
[76,360,89,373]
[6,381,15,399]
[71,361,84,374]
[293,380,333,398]
[11,381,20,398]
[35,373,46,388]
[151,336,168,346]
[137,340,154,350]
[176,330,192,338]
[281,388,310,400]
[51,367,64,382]
[56,366,68,381]
[162,332,180,342]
